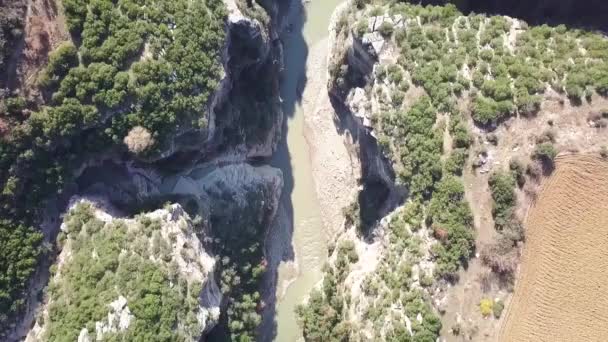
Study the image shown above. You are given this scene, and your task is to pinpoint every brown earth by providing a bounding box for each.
[499,154,608,341]
[439,90,608,341]
[7,0,70,97]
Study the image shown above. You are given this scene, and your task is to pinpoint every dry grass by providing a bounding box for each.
[500,155,608,341]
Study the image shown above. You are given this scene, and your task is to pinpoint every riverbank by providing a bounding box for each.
[265,0,357,341]
[302,2,359,241]
[302,37,360,239]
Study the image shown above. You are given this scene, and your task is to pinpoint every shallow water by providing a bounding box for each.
[270,0,343,341]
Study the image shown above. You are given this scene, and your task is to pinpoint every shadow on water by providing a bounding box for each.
[261,0,309,340]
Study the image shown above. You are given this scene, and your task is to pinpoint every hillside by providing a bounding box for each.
[296,1,608,341]
[0,0,290,340]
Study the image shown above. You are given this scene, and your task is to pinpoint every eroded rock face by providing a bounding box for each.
[27,200,221,341]
[13,2,288,341]
[155,0,285,163]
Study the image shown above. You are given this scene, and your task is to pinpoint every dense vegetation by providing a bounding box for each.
[0,1,39,330]
[44,203,212,341]
[488,171,517,229]
[482,167,524,279]
[353,2,608,126]
[359,208,442,341]
[296,208,443,341]
[209,191,270,341]
[428,176,475,279]
[0,221,42,326]
[0,0,227,328]
[305,1,608,339]
[0,0,26,84]
[296,241,359,341]
[375,94,475,279]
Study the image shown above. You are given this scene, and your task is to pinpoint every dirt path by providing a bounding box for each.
[500,155,608,341]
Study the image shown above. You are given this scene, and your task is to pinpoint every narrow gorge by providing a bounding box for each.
[1,0,608,341]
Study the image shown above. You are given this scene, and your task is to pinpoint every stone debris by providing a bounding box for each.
[349,88,374,128]
[362,32,385,56]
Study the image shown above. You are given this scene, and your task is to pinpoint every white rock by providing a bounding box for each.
[78,329,90,342]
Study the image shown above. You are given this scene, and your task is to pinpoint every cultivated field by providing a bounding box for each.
[500,155,608,341]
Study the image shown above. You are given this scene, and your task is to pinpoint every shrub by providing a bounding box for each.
[391,90,405,107]
[445,148,468,175]
[565,72,589,102]
[420,273,434,287]
[533,142,557,162]
[489,171,516,229]
[0,221,43,327]
[39,42,79,88]
[480,298,494,317]
[452,323,462,336]
[601,146,608,159]
[378,21,394,38]
[387,64,403,84]
[509,158,526,187]
[516,94,542,116]
[450,117,471,149]
[354,0,370,9]
[1,96,26,117]
[124,126,155,154]
[356,19,368,36]
[493,300,505,318]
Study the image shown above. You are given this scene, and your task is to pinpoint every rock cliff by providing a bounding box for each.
[155,0,286,161]
[8,0,290,340]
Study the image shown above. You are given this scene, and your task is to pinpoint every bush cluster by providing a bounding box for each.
[45,203,208,341]
[383,2,608,125]
[428,176,475,279]
[296,241,359,341]
[0,0,227,329]
[0,0,26,85]
[488,171,517,229]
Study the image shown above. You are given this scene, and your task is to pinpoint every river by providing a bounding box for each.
[270,0,344,341]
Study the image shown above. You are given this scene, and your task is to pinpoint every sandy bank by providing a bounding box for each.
[302,36,360,236]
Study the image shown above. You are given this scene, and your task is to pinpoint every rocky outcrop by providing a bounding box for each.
[9,2,290,341]
[151,0,286,162]
[327,3,404,224]
[26,200,221,341]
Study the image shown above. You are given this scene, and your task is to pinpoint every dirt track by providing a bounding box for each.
[500,155,608,341]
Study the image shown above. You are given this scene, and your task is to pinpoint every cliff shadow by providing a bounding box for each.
[328,93,406,240]
[262,0,309,340]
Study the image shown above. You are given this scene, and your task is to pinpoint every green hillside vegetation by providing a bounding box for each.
[296,206,443,341]
[358,208,442,341]
[488,171,517,229]
[0,0,226,327]
[0,0,26,82]
[210,191,270,341]
[294,1,608,339]
[355,2,608,126]
[340,0,608,285]
[45,203,209,341]
[295,241,359,341]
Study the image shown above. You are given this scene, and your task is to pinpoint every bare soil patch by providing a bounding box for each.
[500,155,608,341]
[9,0,70,97]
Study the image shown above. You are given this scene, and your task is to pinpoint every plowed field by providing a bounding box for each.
[500,155,608,341]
